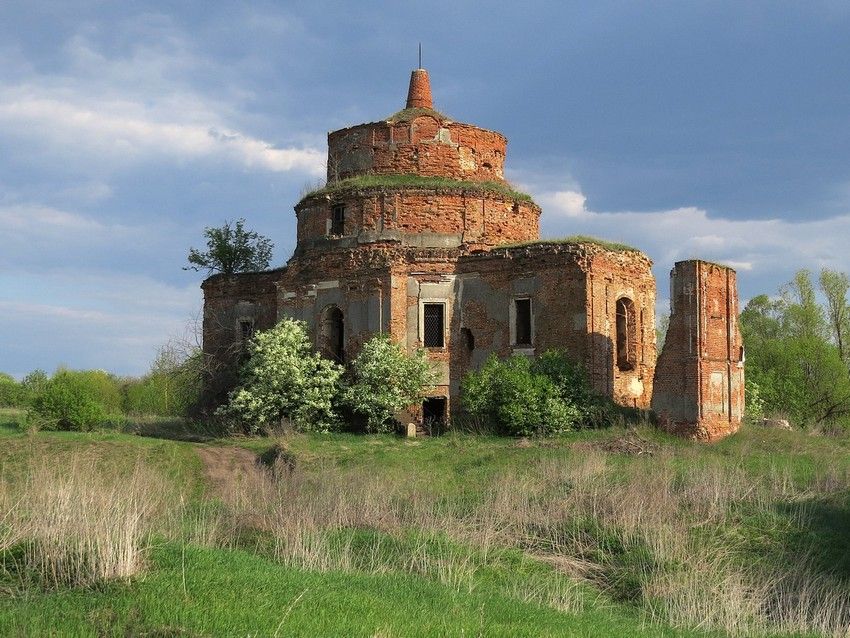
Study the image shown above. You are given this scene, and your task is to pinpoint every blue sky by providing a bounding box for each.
[1,1,849,378]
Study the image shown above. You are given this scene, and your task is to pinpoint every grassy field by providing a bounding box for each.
[1,407,849,637]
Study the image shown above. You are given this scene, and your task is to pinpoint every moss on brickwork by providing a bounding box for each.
[499,235,639,253]
[385,107,449,123]
[303,174,533,203]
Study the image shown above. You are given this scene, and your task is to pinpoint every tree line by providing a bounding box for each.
[741,268,850,431]
[0,344,202,431]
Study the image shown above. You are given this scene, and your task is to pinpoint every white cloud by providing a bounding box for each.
[537,188,850,295]
[0,28,324,177]
[0,91,324,175]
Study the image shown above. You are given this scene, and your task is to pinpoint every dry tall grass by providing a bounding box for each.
[196,445,850,637]
[3,438,848,637]
[2,454,173,588]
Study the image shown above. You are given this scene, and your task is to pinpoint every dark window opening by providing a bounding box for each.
[330,204,345,235]
[423,303,445,348]
[514,298,532,346]
[461,327,475,352]
[616,297,637,371]
[239,320,254,344]
[422,397,447,435]
[321,306,345,363]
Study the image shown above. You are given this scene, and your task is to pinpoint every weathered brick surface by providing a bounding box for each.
[406,69,433,109]
[201,269,282,402]
[652,261,744,440]
[295,187,539,249]
[328,117,507,183]
[201,67,742,437]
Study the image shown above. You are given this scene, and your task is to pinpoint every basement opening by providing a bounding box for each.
[422,397,447,434]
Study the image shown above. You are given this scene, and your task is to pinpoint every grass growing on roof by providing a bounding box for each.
[302,174,533,202]
[384,106,450,122]
[498,235,640,252]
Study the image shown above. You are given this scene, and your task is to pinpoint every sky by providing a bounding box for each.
[1,1,849,378]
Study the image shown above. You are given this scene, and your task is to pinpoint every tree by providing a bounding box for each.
[342,334,437,433]
[819,268,850,363]
[780,270,827,340]
[185,218,273,275]
[219,319,343,433]
[741,275,850,429]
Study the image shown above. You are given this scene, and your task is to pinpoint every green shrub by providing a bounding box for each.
[30,370,109,431]
[343,334,437,433]
[21,369,48,401]
[122,350,202,417]
[0,373,27,407]
[461,351,592,436]
[219,319,344,433]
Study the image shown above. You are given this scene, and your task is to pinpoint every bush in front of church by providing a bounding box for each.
[218,319,344,434]
[461,350,603,436]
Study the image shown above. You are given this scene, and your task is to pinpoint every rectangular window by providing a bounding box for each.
[331,204,345,235]
[423,303,445,348]
[514,298,532,346]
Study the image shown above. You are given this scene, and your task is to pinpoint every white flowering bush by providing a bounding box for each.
[219,319,343,433]
[343,334,437,433]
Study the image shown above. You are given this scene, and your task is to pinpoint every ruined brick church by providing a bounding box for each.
[203,68,745,440]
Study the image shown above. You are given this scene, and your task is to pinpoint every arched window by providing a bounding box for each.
[320,306,345,363]
[616,297,637,371]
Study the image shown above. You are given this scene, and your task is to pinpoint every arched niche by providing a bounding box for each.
[320,305,345,363]
[615,297,638,372]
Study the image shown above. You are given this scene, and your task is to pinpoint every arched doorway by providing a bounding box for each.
[320,306,345,363]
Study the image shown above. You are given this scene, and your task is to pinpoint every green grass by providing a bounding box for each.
[0,408,204,495]
[301,173,534,203]
[498,235,641,253]
[2,418,848,636]
[0,543,713,638]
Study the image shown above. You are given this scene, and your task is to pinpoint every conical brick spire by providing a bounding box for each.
[405,68,433,109]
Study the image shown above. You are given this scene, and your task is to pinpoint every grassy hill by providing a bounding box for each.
[1,408,849,637]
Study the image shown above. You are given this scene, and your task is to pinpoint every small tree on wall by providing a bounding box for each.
[185,218,273,275]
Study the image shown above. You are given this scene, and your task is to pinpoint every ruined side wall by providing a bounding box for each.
[652,261,744,441]
[295,188,539,250]
[201,269,282,403]
[327,116,507,182]
[585,251,656,409]
[453,243,655,410]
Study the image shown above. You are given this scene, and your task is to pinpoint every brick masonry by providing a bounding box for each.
[201,68,743,439]
[652,261,745,440]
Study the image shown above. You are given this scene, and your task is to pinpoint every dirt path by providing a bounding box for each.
[194,446,260,497]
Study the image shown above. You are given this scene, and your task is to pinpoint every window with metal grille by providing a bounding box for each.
[330,204,345,235]
[514,298,532,346]
[423,303,445,347]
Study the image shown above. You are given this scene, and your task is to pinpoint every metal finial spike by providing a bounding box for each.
[418,43,422,69]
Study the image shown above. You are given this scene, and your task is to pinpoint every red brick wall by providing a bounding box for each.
[652,261,744,440]
[327,117,507,183]
[201,269,282,402]
[295,187,539,248]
